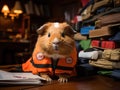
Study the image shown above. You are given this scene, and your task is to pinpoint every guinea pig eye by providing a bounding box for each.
[48,33,50,37]
[61,32,65,37]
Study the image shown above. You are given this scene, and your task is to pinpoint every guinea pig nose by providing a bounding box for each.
[53,38,60,45]
[53,42,60,45]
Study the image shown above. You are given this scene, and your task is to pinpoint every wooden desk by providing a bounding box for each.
[0,75,120,90]
[0,65,120,90]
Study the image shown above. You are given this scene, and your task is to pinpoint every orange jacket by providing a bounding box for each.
[22,47,77,76]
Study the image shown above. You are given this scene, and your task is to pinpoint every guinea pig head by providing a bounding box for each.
[36,22,76,58]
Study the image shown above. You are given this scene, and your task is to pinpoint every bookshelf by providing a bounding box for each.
[22,0,52,35]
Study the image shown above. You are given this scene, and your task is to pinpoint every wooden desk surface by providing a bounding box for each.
[0,75,120,90]
[0,65,120,90]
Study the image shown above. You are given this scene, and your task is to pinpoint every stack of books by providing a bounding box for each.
[0,70,45,85]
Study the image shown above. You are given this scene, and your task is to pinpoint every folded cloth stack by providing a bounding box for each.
[89,26,112,38]
[91,40,117,49]
[74,33,87,40]
[89,59,114,69]
[78,50,102,60]
[102,49,120,61]
[89,48,120,69]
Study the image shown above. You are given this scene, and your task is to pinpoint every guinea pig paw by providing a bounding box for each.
[58,77,68,83]
[40,74,52,82]
[46,77,52,82]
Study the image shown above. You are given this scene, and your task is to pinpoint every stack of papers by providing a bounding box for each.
[0,70,45,85]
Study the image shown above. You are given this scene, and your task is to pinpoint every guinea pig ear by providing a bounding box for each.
[63,22,77,37]
[68,25,77,34]
[36,22,51,35]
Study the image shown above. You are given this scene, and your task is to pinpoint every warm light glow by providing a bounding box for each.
[9,8,17,20]
[14,10,23,14]
[1,4,10,18]
[9,13,17,20]
[1,1,23,20]
[1,5,10,13]
[13,1,23,15]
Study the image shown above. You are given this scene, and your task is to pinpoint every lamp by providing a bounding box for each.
[1,1,23,20]
[1,4,10,18]
[9,9,17,20]
[13,0,23,17]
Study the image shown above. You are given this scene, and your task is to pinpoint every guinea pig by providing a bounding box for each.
[22,22,77,83]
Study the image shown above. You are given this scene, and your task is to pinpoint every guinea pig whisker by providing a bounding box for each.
[63,41,73,48]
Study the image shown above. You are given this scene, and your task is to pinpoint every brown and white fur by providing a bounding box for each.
[35,22,76,83]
